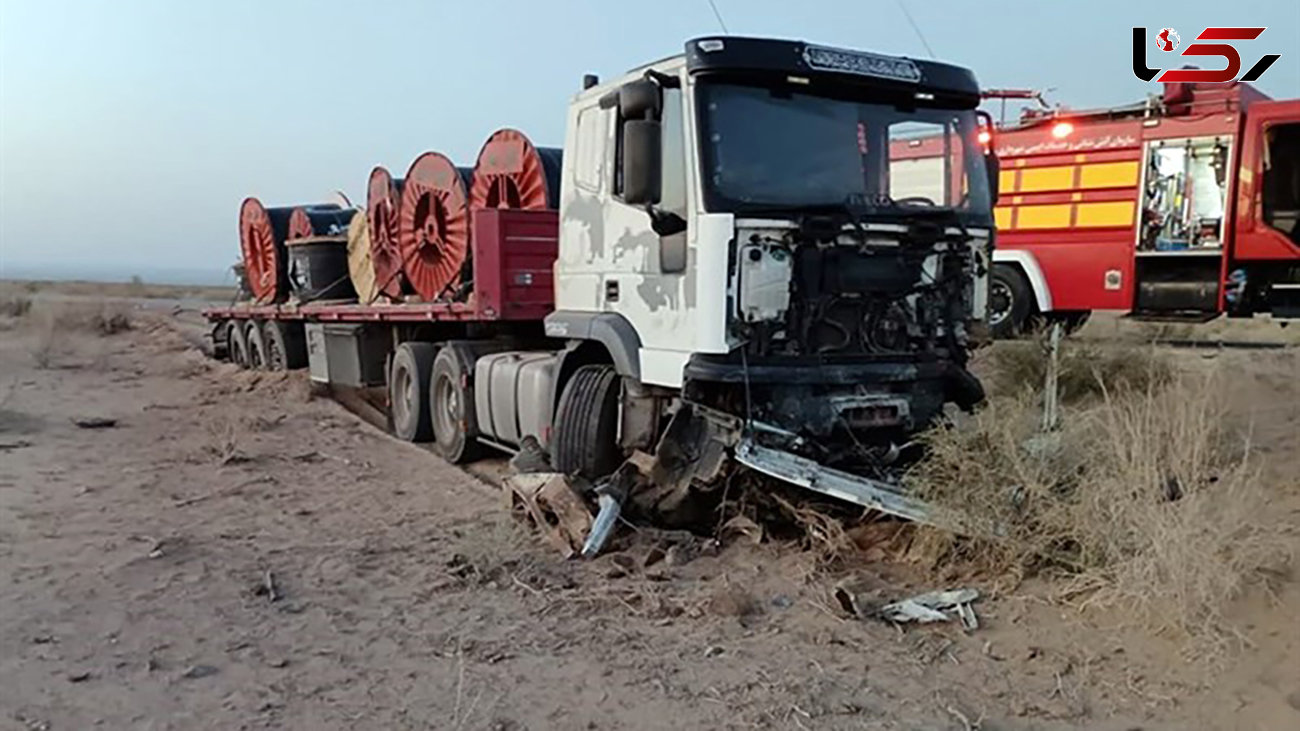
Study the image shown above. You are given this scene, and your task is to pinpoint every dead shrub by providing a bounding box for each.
[204,412,248,465]
[1,296,33,318]
[906,371,1291,639]
[91,309,132,335]
[29,311,65,369]
[984,336,1174,403]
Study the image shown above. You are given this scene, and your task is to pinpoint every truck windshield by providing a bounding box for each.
[698,81,991,223]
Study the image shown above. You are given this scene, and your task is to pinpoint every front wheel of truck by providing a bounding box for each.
[551,364,622,481]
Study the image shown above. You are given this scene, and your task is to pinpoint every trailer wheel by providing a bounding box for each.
[552,364,622,480]
[264,321,307,371]
[390,342,437,442]
[228,321,250,368]
[989,264,1034,339]
[429,343,483,463]
[245,321,269,370]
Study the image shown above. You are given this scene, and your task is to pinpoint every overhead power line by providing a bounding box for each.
[895,0,935,58]
[706,0,730,34]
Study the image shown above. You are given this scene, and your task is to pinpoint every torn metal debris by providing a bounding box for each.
[880,588,981,630]
[503,473,592,559]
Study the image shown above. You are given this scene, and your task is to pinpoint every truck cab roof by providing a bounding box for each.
[578,36,981,108]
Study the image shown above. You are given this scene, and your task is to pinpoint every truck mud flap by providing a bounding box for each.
[734,438,935,524]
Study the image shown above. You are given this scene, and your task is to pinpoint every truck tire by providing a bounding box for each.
[228,320,250,368]
[390,342,437,442]
[552,364,622,480]
[429,343,483,463]
[264,321,307,371]
[989,264,1034,339]
[246,321,269,370]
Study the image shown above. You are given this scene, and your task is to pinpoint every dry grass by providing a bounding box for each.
[204,412,248,465]
[906,371,1291,639]
[1,296,33,318]
[2,278,234,302]
[983,335,1175,404]
[25,301,134,368]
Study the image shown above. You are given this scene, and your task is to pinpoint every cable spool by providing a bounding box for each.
[346,210,380,305]
[469,129,562,211]
[283,206,355,302]
[366,166,407,301]
[287,206,355,241]
[238,198,298,304]
[398,152,472,301]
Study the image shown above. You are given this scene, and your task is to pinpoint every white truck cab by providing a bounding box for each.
[539,37,998,517]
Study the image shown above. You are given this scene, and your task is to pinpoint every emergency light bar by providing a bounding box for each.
[802,45,922,83]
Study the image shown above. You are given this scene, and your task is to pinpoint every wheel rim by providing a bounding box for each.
[432,372,458,447]
[248,329,264,368]
[266,334,284,370]
[392,363,413,432]
[989,280,1013,327]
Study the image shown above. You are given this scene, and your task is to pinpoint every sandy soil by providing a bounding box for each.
[1,299,1297,730]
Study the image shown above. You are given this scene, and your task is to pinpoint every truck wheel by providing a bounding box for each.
[429,343,483,463]
[989,264,1034,339]
[552,364,622,480]
[246,321,269,370]
[264,321,307,371]
[228,321,250,368]
[390,342,437,442]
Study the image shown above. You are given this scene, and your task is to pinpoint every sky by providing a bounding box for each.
[1,0,1297,284]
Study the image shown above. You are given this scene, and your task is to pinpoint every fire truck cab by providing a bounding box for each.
[986,81,1300,336]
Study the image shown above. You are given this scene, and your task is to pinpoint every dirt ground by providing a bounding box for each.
[1,294,1298,730]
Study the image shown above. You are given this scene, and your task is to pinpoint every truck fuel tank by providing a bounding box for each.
[473,351,559,449]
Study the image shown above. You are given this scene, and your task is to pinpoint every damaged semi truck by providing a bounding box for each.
[205,37,999,521]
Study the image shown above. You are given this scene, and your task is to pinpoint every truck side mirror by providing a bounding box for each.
[623,120,662,206]
[619,79,662,120]
[985,152,1000,205]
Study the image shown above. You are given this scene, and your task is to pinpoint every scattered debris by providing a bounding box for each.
[642,546,666,568]
[704,645,726,658]
[582,461,644,558]
[880,588,981,630]
[180,664,219,680]
[180,660,218,676]
[508,435,552,474]
[503,473,591,558]
[174,475,274,508]
[720,514,764,545]
[0,440,34,451]
[832,577,886,619]
[253,570,281,602]
[73,417,118,429]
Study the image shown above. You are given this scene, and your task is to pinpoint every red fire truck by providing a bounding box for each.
[984,81,1300,336]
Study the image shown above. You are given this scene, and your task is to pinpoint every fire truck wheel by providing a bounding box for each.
[989,264,1034,339]
[245,321,269,370]
[390,342,437,442]
[429,343,484,463]
[552,364,622,480]
[228,320,250,368]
